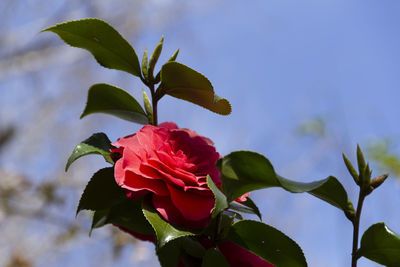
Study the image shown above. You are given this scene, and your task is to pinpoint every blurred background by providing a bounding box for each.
[1,0,400,266]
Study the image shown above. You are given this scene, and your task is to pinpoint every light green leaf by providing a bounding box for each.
[65,132,113,171]
[77,167,125,215]
[43,18,141,76]
[220,151,355,220]
[358,222,400,266]
[227,220,307,267]
[81,83,148,124]
[142,197,197,247]
[207,175,228,217]
[160,62,231,115]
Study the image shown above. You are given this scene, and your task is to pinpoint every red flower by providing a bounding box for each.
[112,122,221,229]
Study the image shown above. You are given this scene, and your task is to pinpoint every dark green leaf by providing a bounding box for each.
[358,222,400,266]
[81,83,148,124]
[89,209,109,236]
[77,167,125,215]
[88,199,155,237]
[157,239,183,267]
[220,151,355,220]
[160,62,231,115]
[207,175,228,217]
[227,220,307,267]
[202,248,229,267]
[229,197,262,220]
[65,132,113,171]
[106,199,154,235]
[43,18,141,76]
[142,197,197,247]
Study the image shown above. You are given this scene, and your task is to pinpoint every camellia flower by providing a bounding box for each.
[112,122,221,229]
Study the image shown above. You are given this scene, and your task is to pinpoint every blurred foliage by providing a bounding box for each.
[0,0,198,266]
[367,139,400,178]
[297,117,326,138]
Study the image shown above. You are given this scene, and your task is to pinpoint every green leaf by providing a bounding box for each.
[157,239,183,267]
[227,220,307,267]
[106,199,154,235]
[43,18,141,76]
[89,209,109,236]
[81,83,148,124]
[202,248,229,267]
[65,132,113,171]
[220,151,355,220]
[358,222,400,266]
[142,197,197,247]
[160,62,231,115]
[157,237,206,267]
[229,197,262,220]
[77,167,125,215]
[207,175,228,217]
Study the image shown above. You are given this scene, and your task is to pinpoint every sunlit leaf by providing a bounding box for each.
[358,222,400,266]
[160,62,231,115]
[81,83,148,124]
[66,132,113,171]
[207,175,228,217]
[220,151,355,220]
[227,220,307,267]
[142,197,197,247]
[43,18,141,76]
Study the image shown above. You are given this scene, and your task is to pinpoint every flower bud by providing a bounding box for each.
[342,153,359,185]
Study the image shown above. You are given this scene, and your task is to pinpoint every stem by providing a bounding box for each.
[351,190,366,267]
[147,82,158,126]
[152,94,158,126]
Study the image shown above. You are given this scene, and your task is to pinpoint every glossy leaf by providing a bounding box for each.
[43,18,141,76]
[202,248,229,267]
[227,220,307,267]
[220,151,355,219]
[207,175,228,217]
[142,197,197,247]
[358,222,400,266]
[160,62,231,115]
[65,132,113,171]
[81,83,148,124]
[77,167,125,214]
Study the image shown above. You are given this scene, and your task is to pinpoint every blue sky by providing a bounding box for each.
[2,0,400,266]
